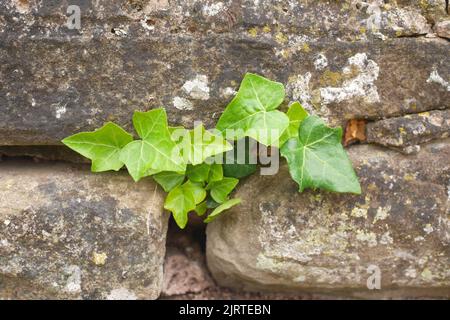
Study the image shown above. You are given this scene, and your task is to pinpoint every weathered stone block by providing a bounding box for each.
[0,1,448,145]
[366,109,450,152]
[0,161,168,299]
[207,140,450,298]
[434,20,450,39]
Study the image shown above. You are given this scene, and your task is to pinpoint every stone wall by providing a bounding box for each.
[0,0,449,299]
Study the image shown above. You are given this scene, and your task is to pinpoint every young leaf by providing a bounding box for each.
[279,102,308,146]
[182,180,207,204]
[175,125,232,165]
[119,141,157,181]
[62,122,133,172]
[280,115,361,194]
[195,201,208,216]
[153,171,185,192]
[186,163,211,183]
[204,198,241,223]
[208,163,223,183]
[216,73,289,147]
[164,184,196,229]
[119,108,185,182]
[223,137,257,179]
[207,177,239,203]
[144,168,162,177]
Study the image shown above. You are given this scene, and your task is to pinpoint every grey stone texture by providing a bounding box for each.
[0,161,168,299]
[207,140,450,298]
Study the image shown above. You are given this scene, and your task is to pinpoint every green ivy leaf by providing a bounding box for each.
[204,198,241,223]
[279,102,308,146]
[194,201,208,216]
[280,115,361,194]
[183,180,207,204]
[164,184,196,229]
[207,177,239,203]
[153,171,185,192]
[216,73,289,147]
[143,168,163,177]
[169,126,185,134]
[120,108,185,182]
[222,137,257,179]
[62,122,133,172]
[186,163,211,183]
[173,125,232,165]
[223,163,256,179]
[206,197,220,209]
[223,137,258,179]
[208,164,223,183]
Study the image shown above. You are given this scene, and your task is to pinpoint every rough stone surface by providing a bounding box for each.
[207,140,450,298]
[366,109,450,152]
[0,1,449,145]
[434,20,450,39]
[0,160,168,299]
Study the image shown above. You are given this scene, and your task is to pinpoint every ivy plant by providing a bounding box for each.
[280,116,361,193]
[216,73,289,147]
[63,73,361,229]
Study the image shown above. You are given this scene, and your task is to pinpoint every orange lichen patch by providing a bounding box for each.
[344,119,366,146]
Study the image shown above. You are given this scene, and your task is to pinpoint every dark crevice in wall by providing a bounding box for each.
[395,33,429,39]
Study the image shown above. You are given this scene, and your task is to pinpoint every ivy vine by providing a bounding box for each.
[62,73,361,229]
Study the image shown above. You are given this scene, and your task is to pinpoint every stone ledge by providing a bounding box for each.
[1,36,448,145]
[366,109,450,152]
[2,0,445,39]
